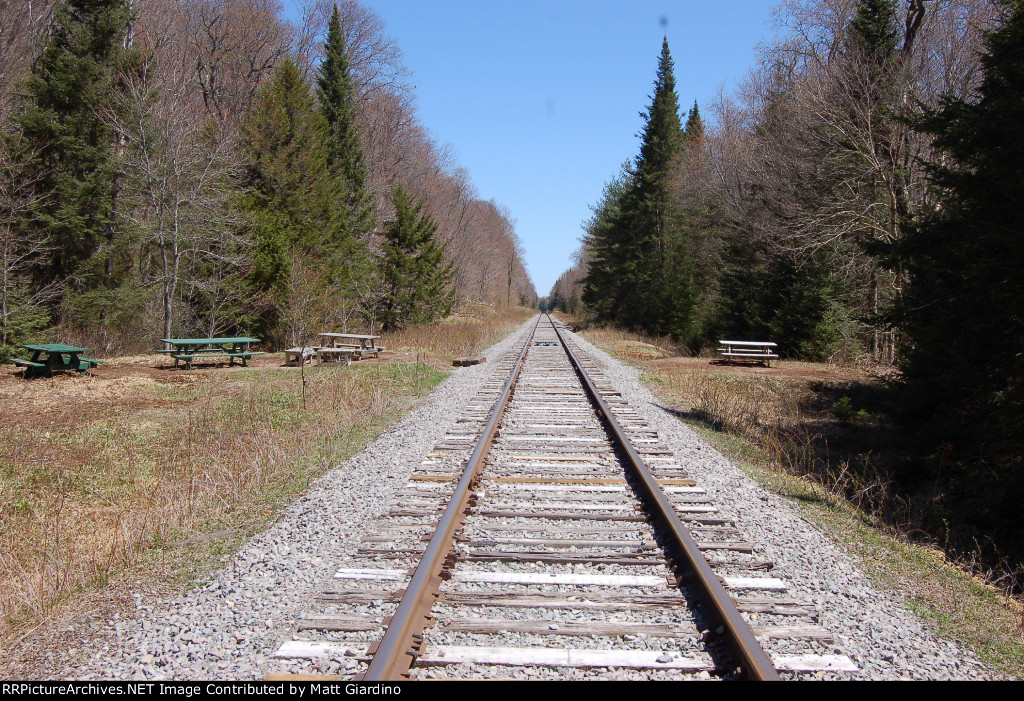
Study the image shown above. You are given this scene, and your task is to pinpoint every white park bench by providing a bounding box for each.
[718,340,779,367]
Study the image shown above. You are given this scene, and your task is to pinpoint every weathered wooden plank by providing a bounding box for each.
[318,588,403,603]
[450,571,666,587]
[438,618,697,638]
[460,538,653,549]
[752,625,834,642]
[471,509,646,522]
[509,455,603,462]
[437,591,683,611]
[333,567,406,581]
[734,596,817,617]
[471,508,733,525]
[487,482,704,493]
[417,645,712,670]
[297,615,383,632]
[483,501,641,512]
[462,526,645,538]
[772,654,857,672]
[275,642,368,660]
[722,576,788,591]
[463,551,664,566]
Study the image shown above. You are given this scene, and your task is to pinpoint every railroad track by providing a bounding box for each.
[272,315,857,680]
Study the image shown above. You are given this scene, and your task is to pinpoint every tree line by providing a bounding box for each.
[549,0,1024,572]
[0,0,537,355]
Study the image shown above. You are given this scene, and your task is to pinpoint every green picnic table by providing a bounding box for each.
[10,343,103,378]
[160,337,263,370]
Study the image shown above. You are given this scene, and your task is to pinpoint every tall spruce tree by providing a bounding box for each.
[378,185,455,329]
[894,0,1024,507]
[621,38,687,335]
[684,101,704,146]
[581,167,632,320]
[17,0,135,295]
[317,4,375,240]
[583,38,687,336]
[241,58,357,343]
[849,0,900,60]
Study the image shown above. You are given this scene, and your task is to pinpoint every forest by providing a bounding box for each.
[548,0,1024,578]
[0,0,537,356]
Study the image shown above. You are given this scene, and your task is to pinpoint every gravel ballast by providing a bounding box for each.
[61,317,998,680]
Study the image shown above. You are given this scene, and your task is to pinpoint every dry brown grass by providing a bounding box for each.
[554,315,684,361]
[385,303,535,358]
[0,358,447,644]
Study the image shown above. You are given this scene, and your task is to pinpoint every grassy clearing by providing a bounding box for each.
[0,362,447,643]
[573,320,1024,678]
[0,303,536,646]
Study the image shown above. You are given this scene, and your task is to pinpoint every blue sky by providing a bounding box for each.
[288,1,778,295]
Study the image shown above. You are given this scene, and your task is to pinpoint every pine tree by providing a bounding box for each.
[16,0,136,291]
[317,4,375,240]
[624,37,686,334]
[895,0,1024,480]
[848,0,900,60]
[580,167,632,320]
[581,38,689,338]
[684,100,704,146]
[241,58,358,342]
[378,186,455,329]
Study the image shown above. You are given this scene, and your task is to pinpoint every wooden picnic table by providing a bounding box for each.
[317,333,382,353]
[11,343,103,378]
[316,333,384,363]
[283,333,385,367]
[160,337,262,370]
[718,340,779,367]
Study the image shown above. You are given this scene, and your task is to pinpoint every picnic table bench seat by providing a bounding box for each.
[171,351,262,365]
[11,358,45,369]
[283,346,318,367]
[719,350,780,358]
[171,351,262,358]
[315,347,356,366]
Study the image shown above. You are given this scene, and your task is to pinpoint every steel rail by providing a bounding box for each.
[548,315,782,681]
[361,315,542,680]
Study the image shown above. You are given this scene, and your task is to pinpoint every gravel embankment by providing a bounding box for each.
[68,316,998,680]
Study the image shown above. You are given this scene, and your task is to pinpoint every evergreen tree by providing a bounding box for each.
[626,38,684,328]
[580,167,632,320]
[241,58,359,343]
[684,100,704,146]
[317,4,375,240]
[378,185,455,329]
[583,38,687,337]
[895,0,1024,493]
[848,0,900,60]
[16,0,136,294]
